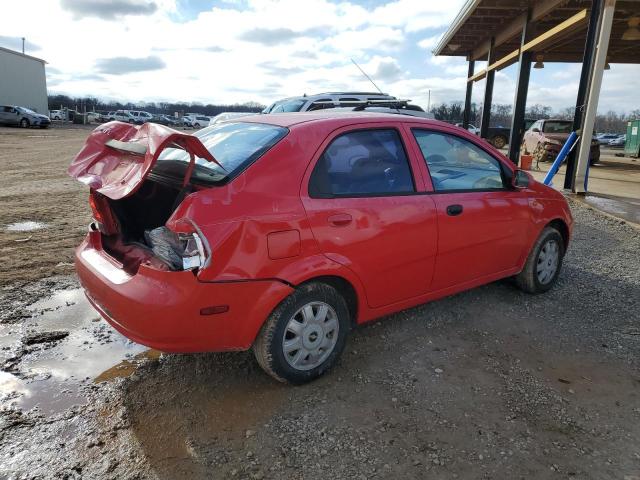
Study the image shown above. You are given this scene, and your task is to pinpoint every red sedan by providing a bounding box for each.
[69,112,573,384]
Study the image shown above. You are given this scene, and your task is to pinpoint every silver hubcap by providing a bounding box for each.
[537,239,559,284]
[282,301,339,371]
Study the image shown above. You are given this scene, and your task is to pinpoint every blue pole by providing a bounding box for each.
[543,131,579,186]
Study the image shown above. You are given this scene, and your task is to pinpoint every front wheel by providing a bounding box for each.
[20,118,29,128]
[516,226,565,294]
[253,282,350,384]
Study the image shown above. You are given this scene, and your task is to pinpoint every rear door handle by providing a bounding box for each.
[446,204,463,216]
[327,213,353,227]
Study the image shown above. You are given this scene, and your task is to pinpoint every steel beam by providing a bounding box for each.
[469,0,564,60]
[463,60,475,129]
[479,38,495,139]
[574,0,616,193]
[508,10,533,164]
[564,0,602,190]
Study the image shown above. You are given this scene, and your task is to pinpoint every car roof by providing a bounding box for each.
[238,111,447,129]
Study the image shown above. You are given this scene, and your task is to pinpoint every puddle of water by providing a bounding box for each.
[584,195,640,224]
[5,221,47,232]
[0,288,149,415]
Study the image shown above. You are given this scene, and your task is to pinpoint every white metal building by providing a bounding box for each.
[0,46,48,115]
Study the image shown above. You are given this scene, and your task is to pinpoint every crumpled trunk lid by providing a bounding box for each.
[68,121,217,200]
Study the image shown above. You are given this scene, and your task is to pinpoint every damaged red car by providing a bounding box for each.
[69,113,573,384]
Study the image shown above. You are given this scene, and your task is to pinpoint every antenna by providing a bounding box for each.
[350,58,401,114]
[351,58,384,95]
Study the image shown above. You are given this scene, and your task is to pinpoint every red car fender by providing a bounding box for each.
[270,254,369,325]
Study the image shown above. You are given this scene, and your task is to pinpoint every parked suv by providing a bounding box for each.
[69,113,572,384]
[521,119,600,166]
[113,110,135,123]
[129,111,154,124]
[0,105,50,128]
[262,92,423,114]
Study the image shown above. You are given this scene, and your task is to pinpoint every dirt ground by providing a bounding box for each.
[0,125,93,287]
[1,125,639,479]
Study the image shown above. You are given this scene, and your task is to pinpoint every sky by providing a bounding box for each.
[2,0,639,113]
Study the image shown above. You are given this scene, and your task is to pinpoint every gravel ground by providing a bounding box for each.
[1,200,639,479]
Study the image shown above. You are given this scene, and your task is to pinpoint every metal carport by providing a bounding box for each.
[433,0,640,193]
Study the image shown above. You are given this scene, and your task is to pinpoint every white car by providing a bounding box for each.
[50,110,64,120]
[190,115,211,129]
[455,123,480,135]
[208,112,254,126]
[129,111,154,124]
[114,110,135,123]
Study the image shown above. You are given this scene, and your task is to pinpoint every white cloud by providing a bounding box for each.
[2,0,638,114]
[418,35,441,50]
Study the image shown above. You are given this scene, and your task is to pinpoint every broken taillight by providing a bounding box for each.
[145,223,210,271]
[89,191,119,235]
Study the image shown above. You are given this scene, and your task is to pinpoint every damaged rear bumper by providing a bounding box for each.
[75,231,293,353]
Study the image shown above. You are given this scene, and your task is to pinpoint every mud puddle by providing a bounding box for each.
[583,194,640,224]
[1,287,150,415]
[5,221,48,232]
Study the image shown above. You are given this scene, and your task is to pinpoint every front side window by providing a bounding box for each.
[309,129,414,197]
[412,130,505,191]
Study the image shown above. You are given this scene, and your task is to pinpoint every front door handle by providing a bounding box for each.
[328,213,353,227]
[446,204,463,216]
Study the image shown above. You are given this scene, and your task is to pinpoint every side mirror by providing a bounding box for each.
[531,127,540,133]
[512,169,530,189]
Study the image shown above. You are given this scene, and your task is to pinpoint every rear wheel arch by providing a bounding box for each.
[297,275,358,327]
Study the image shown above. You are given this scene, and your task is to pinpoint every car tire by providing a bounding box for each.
[253,282,350,384]
[516,226,565,294]
[492,135,507,149]
[20,118,29,128]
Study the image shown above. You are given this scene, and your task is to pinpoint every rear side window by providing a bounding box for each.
[412,130,505,191]
[309,129,414,197]
[338,97,361,107]
[270,100,306,113]
[307,99,334,111]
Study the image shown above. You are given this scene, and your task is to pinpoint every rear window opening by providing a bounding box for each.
[152,122,288,186]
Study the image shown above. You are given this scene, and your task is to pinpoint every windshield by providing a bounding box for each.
[153,122,288,186]
[543,121,572,134]
[270,99,306,113]
[17,107,36,114]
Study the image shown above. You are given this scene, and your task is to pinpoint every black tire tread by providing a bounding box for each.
[253,282,349,384]
[516,226,564,294]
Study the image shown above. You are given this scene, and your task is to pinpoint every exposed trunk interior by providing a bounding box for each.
[109,179,186,243]
[100,179,189,273]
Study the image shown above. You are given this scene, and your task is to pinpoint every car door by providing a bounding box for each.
[0,106,9,125]
[408,126,531,291]
[301,125,438,308]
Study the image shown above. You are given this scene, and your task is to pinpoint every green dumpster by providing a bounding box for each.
[624,119,640,157]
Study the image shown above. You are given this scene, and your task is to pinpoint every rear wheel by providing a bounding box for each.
[516,226,564,294]
[492,135,507,149]
[253,282,350,384]
[20,118,29,128]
